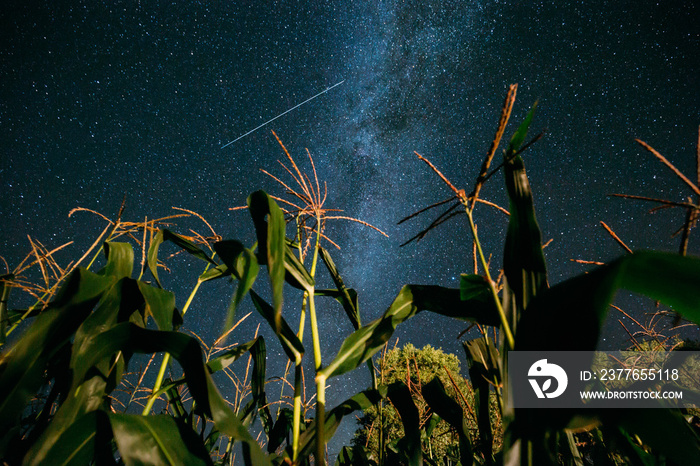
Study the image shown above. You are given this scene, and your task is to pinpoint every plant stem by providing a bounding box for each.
[308,213,326,465]
[465,207,515,350]
[291,293,307,463]
[315,374,327,465]
[291,218,307,463]
[5,295,46,338]
[142,275,204,415]
[85,232,114,271]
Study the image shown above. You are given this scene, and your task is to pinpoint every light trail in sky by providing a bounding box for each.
[221,80,345,149]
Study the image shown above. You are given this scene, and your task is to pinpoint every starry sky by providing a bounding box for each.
[2,0,699,455]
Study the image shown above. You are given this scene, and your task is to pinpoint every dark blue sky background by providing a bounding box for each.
[2,0,698,456]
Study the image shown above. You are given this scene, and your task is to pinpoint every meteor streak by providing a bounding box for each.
[221,80,345,149]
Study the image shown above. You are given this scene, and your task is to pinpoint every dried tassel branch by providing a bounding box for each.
[636,138,700,197]
[414,152,466,201]
[599,221,633,254]
[470,84,518,207]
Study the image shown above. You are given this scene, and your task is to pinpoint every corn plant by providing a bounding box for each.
[394,85,700,464]
[0,239,270,464]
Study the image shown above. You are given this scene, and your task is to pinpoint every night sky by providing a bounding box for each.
[2,0,698,455]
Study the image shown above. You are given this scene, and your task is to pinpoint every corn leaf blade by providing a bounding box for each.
[503,152,548,313]
[464,338,498,462]
[25,410,113,466]
[603,408,700,465]
[319,285,500,380]
[505,101,538,158]
[101,242,134,280]
[0,274,13,345]
[249,290,304,363]
[284,240,314,292]
[422,378,474,466]
[387,382,422,466]
[248,191,287,333]
[298,386,387,459]
[214,241,260,331]
[137,281,177,331]
[238,336,273,434]
[109,413,212,466]
[267,408,294,454]
[68,322,271,465]
[0,268,113,445]
[516,251,700,351]
[147,230,217,288]
[198,264,229,282]
[206,338,258,373]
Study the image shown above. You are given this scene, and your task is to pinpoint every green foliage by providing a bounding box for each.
[0,238,273,465]
[319,285,499,381]
[352,344,490,465]
[248,190,289,334]
[470,101,700,465]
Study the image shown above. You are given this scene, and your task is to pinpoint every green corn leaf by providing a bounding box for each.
[314,289,360,326]
[23,410,113,466]
[602,409,700,465]
[206,338,258,373]
[109,413,213,466]
[248,190,287,334]
[298,386,387,459]
[69,278,142,395]
[238,337,273,432]
[67,322,271,465]
[198,263,230,282]
[501,100,545,316]
[464,338,497,462]
[463,337,501,385]
[0,268,113,445]
[424,413,441,438]
[24,271,125,465]
[6,307,40,329]
[516,251,700,351]
[249,290,304,363]
[212,240,246,269]
[137,281,177,331]
[0,274,13,345]
[267,408,294,454]
[387,382,422,466]
[24,368,112,464]
[147,230,217,288]
[335,445,376,466]
[284,240,315,292]
[253,341,275,438]
[505,101,538,157]
[460,274,497,305]
[315,246,375,386]
[422,378,474,466]
[319,246,360,329]
[319,285,500,380]
[146,377,187,405]
[164,381,188,420]
[503,152,548,313]
[101,242,134,280]
[509,251,700,463]
[214,241,260,333]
